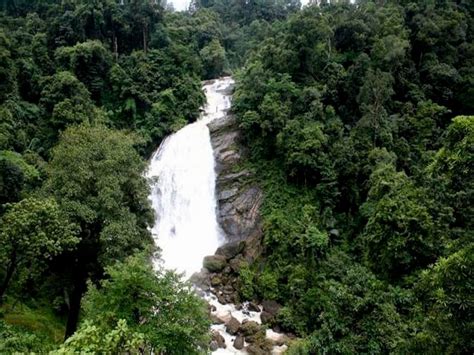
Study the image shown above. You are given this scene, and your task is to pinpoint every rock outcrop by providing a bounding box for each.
[208,113,263,262]
[193,112,264,304]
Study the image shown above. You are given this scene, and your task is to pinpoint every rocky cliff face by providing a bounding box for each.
[208,113,263,263]
[200,110,290,354]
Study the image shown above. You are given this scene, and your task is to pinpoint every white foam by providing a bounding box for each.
[147,77,234,278]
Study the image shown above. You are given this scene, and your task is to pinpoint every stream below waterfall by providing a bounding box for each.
[147,78,287,354]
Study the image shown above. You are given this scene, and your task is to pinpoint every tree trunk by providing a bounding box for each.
[64,274,87,339]
[0,251,17,304]
[143,25,147,54]
[114,34,118,61]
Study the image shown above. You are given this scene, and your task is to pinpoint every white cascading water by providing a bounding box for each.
[147,77,287,354]
[147,77,233,278]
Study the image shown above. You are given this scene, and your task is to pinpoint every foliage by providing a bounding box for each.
[360,155,441,279]
[46,124,153,261]
[233,1,474,352]
[0,198,78,300]
[55,319,145,354]
[428,115,474,240]
[0,301,65,350]
[409,244,474,353]
[55,40,113,102]
[200,38,227,79]
[0,319,54,353]
[0,0,230,348]
[82,254,210,354]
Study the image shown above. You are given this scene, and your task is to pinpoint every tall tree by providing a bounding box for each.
[45,124,153,338]
[126,0,162,54]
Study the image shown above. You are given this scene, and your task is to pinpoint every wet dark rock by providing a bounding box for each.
[233,334,245,350]
[247,302,260,312]
[210,341,218,351]
[262,300,281,316]
[216,240,246,260]
[272,324,282,333]
[240,320,260,336]
[211,313,225,324]
[210,275,222,287]
[223,284,235,295]
[229,255,245,273]
[219,188,239,200]
[216,293,228,304]
[212,331,226,349]
[226,316,241,335]
[260,311,273,324]
[203,255,227,272]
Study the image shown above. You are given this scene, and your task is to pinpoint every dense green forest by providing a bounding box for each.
[233,1,473,353]
[0,0,472,353]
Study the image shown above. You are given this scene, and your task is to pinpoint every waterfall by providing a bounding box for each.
[147,77,234,278]
[147,77,287,354]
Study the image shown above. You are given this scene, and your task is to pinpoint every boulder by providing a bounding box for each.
[222,284,235,295]
[245,330,265,344]
[240,320,260,336]
[229,255,246,273]
[262,300,281,316]
[210,341,218,351]
[245,335,272,354]
[203,255,227,272]
[216,241,246,260]
[233,334,245,350]
[213,309,232,324]
[210,275,222,287]
[265,329,289,346]
[247,302,260,312]
[189,269,210,290]
[216,293,227,304]
[226,316,241,335]
[211,330,226,349]
[260,311,273,324]
[219,188,239,200]
[210,313,225,324]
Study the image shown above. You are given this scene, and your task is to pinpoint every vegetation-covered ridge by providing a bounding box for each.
[232,1,473,353]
